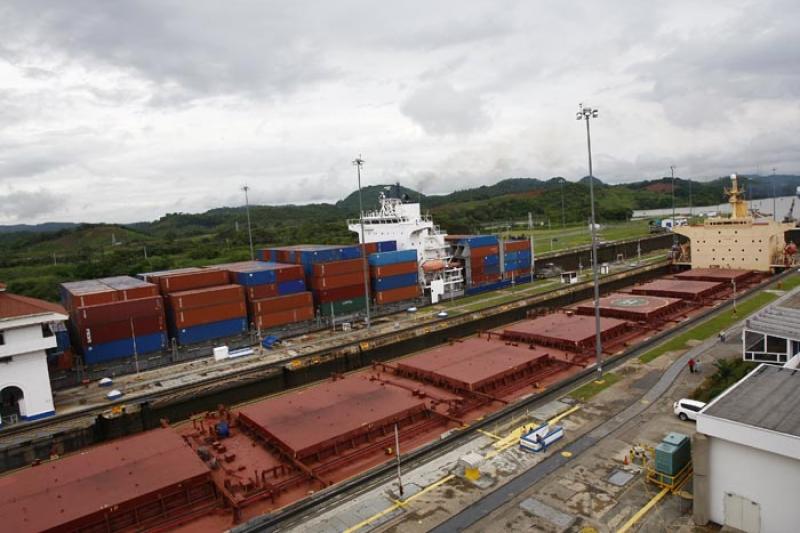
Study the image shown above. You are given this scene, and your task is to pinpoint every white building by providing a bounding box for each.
[693,364,800,533]
[0,283,68,425]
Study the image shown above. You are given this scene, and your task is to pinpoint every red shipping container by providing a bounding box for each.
[375,285,419,305]
[370,261,418,278]
[74,296,164,328]
[246,284,279,300]
[249,292,313,315]
[80,315,165,346]
[168,285,245,310]
[274,264,304,282]
[469,245,499,256]
[58,349,74,371]
[157,269,230,294]
[361,242,379,254]
[117,286,159,301]
[173,301,247,328]
[313,259,367,277]
[311,271,366,290]
[503,240,530,252]
[69,291,118,309]
[254,306,314,329]
[314,284,367,304]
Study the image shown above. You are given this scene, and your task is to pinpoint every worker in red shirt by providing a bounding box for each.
[688,358,696,373]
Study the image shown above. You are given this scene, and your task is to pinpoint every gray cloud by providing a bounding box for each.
[0,189,63,221]
[400,81,491,135]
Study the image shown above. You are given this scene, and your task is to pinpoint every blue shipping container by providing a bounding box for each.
[55,330,71,351]
[504,250,533,262]
[465,279,512,295]
[368,249,418,266]
[84,332,167,364]
[278,279,307,295]
[373,273,418,291]
[376,240,397,252]
[462,235,498,248]
[483,254,500,266]
[339,246,363,260]
[232,269,276,286]
[175,317,248,345]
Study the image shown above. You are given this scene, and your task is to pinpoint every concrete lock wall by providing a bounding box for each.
[692,433,710,526]
[707,436,800,533]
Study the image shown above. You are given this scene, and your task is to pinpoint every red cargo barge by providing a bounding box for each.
[576,293,685,323]
[0,429,217,533]
[631,278,724,300]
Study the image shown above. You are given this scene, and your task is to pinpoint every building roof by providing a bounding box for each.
[745,297,800,341]
[703,364,800,437]
[0,290,67,321]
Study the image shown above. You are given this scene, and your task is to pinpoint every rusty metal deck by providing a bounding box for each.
[502,313,630,352]
[631,278,723,300]
[576,293,684,322]
[0,429,216,533]
[238,376,429,461]
[674,268,754,283]
[395,338,551,393]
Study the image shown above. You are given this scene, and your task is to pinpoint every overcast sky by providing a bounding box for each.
[1,1,798,224]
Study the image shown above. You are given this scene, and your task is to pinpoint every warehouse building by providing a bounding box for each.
[693,364,800,533]
[0,283,68,425]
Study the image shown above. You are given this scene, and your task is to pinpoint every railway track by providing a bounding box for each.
[0,259,671,445]
[234,266,792,532]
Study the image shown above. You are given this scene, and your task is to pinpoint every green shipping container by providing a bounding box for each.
[319,296,368,317]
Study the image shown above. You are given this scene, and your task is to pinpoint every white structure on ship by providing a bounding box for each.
[348,187,464,300]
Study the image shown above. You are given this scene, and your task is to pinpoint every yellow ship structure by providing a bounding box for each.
[674,174,797,272]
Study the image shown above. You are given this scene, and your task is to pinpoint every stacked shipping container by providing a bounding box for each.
[220,261,313,330]
[60,277,167,364]
[447,235,502,287]
[369,250,419,304]
[140,267,247,345]
[502,239,533,281]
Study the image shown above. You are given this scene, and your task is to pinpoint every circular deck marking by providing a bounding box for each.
[609,296,649,307]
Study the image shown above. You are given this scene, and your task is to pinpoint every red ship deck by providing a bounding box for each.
[674,268,754,283]
[395,338,552,393]
[631,278,723,300]
[238,376,428,461]
[0,429,216,533]
[502,313,630,352]
[576,293,684,322]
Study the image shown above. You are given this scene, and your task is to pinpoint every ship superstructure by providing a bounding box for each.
[674,174,797,271]
[348,185,464,298]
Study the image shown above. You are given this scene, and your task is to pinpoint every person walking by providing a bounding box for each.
[688,358,696,373]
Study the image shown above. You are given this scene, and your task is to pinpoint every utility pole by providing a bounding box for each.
[688,178,693,217]
[670,165,677,244]
[353,155,371,329]
[772,167,778,221]
[394,423,404,497]
[242,185,255,261]
[576,104,603,378]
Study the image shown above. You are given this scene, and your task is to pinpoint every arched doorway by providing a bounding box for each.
[0,386,24,423]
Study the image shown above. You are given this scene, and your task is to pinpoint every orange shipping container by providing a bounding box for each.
[370,261,417,278]
[158,269,230,294]
[254,306,314,329]
[249,292,313,315]
[246,284,279,300]
[469,245,499,256]
[375,285,418,305]
[312,259,367,277]
[503,240,530,252]
[173,301,247,328]
[310,271,366,290]
[168,284,245,311]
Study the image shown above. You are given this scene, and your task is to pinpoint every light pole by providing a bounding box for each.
[576,104,603,377]
[688,177,693,217]
[670,166,677,244]
[559,177,566,227]
[772,167,778,221]
[242,185,255,261]
[353,155,372,329]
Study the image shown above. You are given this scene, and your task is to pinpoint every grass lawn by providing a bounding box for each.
[637,283,792,364]
[569,372,621,402]
[501,221,652,256]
